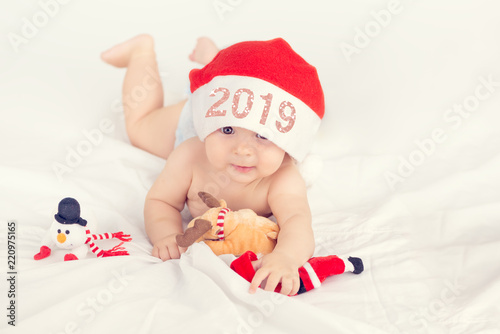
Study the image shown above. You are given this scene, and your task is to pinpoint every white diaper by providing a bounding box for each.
[174,97,197,148]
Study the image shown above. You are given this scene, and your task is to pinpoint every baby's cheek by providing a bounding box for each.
[259,158,283,177]
[205,143,226,169]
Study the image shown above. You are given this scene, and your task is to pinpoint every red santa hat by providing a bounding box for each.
[189,38,325,163]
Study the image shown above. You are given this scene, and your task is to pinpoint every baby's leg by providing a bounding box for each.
[101,34,185,159]
[189,37,220,65]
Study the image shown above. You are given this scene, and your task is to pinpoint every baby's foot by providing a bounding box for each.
[189,37,219,65]
[101,34,155,68]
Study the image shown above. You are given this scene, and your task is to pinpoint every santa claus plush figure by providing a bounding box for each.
[230,251,364,295]
[34,197,131,261]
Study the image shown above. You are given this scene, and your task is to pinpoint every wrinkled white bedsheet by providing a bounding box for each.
[1,1,500,333]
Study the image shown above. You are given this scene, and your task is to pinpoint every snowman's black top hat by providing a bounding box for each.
[54,197,87,227]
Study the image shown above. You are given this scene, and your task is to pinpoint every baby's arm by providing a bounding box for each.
[249,165,314,295]
[144,141,194,261]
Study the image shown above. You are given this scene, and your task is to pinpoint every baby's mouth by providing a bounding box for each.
[231,164,255,173]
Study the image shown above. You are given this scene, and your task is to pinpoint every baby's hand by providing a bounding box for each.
[152,233,186,261]
[249,251,300,296]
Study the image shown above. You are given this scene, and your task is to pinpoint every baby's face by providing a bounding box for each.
[204,127,286,184]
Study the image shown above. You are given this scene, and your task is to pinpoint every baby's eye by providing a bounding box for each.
[256,133,267,140]
[220,127,234,135]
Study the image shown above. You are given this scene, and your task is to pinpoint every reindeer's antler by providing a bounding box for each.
[176,219,212,248]
[198,192,221,208]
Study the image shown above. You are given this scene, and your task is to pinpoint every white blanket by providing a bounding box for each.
[1,1,500,333]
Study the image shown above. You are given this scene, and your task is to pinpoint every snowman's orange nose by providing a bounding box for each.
[57,233,66,244]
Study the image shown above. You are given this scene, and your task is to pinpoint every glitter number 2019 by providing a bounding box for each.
[205,87,296,133]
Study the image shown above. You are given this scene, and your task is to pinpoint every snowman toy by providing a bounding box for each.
[34,197,132,261]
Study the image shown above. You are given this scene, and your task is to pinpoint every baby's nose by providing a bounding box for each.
[234,139,255,155]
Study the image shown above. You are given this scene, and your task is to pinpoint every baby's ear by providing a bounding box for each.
[266,232,278,240]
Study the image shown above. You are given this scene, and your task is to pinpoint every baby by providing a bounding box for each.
[101,35,325,295]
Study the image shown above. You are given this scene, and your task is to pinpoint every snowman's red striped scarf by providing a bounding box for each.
[85,231,132,257]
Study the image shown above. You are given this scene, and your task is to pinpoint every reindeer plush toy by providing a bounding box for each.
[176,192,279,256]
[34,197,132,261]
[176,192,364,295]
